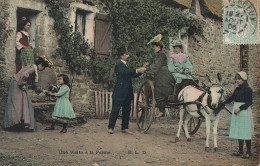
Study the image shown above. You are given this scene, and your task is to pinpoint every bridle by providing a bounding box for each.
[206,85,224,114]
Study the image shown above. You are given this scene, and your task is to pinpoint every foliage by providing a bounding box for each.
[0,1,13,58]
[44,0,91,75]
[89,0,205,91]
[88,55,117,89]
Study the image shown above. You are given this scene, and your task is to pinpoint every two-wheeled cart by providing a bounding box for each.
[135,80,204,134]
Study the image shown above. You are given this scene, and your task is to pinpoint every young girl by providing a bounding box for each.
[46,74,76,133]
[16,17,35,73]
[224,71,254,158]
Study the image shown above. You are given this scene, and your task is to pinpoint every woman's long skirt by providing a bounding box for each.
[3,77,36,131]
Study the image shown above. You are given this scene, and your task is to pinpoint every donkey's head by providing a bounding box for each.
[206,73,224,110]
[207,84,224,109]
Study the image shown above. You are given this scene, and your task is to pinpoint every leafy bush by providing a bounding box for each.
[45,0,205,92]
[89,0,205,91]
[45,0,90,75]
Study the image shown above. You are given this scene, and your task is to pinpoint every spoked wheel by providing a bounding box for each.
[183,117,201,135]
[136,80,156,132]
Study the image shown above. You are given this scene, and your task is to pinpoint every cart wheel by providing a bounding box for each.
[184,117,201,135]
[136,80,155,132]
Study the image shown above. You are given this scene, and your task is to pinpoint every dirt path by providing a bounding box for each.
[0,111,259,166]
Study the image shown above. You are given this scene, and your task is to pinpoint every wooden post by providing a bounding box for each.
[133,93,137,119]
[102,90,105,117]
[98,90,102,118]
[109,92,112,111]
[95,91,98,117]
[105,92,109,112]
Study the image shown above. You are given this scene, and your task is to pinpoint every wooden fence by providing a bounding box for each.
[94,90,138,119]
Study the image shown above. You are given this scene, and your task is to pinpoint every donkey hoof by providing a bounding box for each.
[205,147,209,152]
[187,138,191,142]
[175,137,180,142]
[214,147,218,152]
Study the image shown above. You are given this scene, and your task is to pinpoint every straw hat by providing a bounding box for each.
[147,34,162,45]
[38,55,54,68]
[171,40,183,47]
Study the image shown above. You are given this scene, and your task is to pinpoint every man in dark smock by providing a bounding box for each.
[147,42,175,117]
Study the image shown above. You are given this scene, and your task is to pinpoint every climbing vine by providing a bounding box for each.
[0,0,13,106]
[44,0,91,76]
[0,1,13,59]
[89,0,206,91]
[44,0,205,92]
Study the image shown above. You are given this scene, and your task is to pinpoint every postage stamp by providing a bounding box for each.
[223,0,259,44]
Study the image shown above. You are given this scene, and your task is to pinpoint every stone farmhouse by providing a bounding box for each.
[0,0,259,123]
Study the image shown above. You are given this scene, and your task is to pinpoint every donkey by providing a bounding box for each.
[175,74,225,151]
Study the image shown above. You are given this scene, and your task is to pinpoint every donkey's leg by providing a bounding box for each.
[176,106,184,142]
[183,113,192,141]
[205,116,211,151]
[212,116,220,152]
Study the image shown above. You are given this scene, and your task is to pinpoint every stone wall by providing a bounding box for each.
[188,17,259,96]
[0,0,259,125]
[248,45,260,93]
[0,0,103,125]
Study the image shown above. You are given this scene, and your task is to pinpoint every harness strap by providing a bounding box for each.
[207,95,214,110]
[208,94,225,115]
[196,92,207,118]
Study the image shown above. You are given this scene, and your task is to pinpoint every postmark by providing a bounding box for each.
[223,0,259,44]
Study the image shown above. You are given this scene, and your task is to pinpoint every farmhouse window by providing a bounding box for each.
[94,13,111,55]
[75,9,87,36]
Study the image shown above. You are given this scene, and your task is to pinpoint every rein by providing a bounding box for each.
[195,92,206,117]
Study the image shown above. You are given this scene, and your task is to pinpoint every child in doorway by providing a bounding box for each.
[45,74,76,133]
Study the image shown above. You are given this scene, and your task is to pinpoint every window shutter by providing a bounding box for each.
[94,13,111,55]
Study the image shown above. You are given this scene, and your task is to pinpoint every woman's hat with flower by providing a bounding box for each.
[147,34,162,45]
[171,40,183,47]
[38,55,54,68]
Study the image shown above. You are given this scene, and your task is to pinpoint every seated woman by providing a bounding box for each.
[168,40,194,102]
[146,35,175,118]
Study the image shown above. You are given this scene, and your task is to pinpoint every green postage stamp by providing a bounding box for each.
[223,0,259,44]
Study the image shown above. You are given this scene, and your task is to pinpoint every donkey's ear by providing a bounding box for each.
[207,88,211,94]
[206,74,212,83]
[217,73,222,83]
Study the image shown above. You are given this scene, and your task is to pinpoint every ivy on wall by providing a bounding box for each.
[0,1,13,61]
[89,0,205,91]
[0,0,13,110]
[44,0,91,76]
[44,0,205,92]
